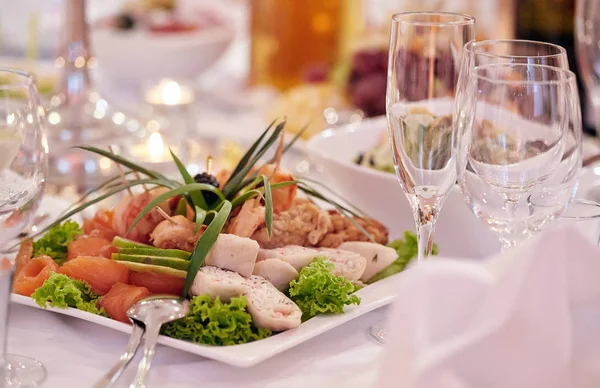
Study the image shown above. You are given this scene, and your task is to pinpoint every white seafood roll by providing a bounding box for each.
[189,266,248,302]
[252,259,299,291]
[317,248,367,282]
[205,233,259,277]
[338,241,398,282]
[257,246,321,271]
[245,275,302,331]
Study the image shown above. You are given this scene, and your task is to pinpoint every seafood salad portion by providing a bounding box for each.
[12,120,438,346]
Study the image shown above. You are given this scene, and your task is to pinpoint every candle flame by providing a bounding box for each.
[148,132,165,162]
[160,80,182,106]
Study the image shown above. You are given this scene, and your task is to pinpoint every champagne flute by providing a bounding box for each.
[368,11,475,345]
[0,69,48,386]
[454,63,576,249]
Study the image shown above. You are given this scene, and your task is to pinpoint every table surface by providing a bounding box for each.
[8,303,387,388]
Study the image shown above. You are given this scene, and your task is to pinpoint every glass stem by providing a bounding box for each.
[57,0,93,107]
[414,205,437,262]
[416,220,435,262]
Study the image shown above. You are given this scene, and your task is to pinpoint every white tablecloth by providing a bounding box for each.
[8,303,386,388]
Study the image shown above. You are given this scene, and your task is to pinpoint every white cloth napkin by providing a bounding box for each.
[378,226,600,388]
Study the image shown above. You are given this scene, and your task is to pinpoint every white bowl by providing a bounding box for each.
[306,117,501,259]
[91,15,234,85]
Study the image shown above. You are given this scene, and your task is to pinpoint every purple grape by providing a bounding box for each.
[303,63,330,83]
[349,72,387,117]
[351,50,382,77]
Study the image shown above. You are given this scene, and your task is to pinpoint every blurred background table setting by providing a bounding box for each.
[1,0,600,387]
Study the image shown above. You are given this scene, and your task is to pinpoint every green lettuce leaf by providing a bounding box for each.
[162,295,271,345]
[288,257,361,320]
[31,272,106,317]
[366,231,439,284]
[32,221,82,264]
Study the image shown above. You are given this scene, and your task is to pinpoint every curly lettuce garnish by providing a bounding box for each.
[162,295,271,346]
[31,272,106,317]
[32,221,82,264]
[288,257,361,320]
[366,231,439,284]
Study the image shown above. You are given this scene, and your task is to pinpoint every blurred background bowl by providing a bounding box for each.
[91,20,235,86]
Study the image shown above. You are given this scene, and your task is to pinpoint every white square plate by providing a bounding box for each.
[11,272,400,367]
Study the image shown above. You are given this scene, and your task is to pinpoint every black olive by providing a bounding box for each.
[194,173,220,204]
[369,155,376,166]
[115,14,136,30]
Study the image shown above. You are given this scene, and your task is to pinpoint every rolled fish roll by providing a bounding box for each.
[252,259,299,291]
[205,234,259,277]
[189,266,248,302]
[244,275,302,331]
[338,241,398,282]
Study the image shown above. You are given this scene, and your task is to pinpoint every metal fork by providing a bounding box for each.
[92,318,146,388]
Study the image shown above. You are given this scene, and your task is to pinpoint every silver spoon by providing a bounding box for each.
[128,296,190,388]
[92,317,145,388]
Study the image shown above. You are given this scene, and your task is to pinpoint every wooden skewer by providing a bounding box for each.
[206,156,213,175]
[134,172,150,192]
[155,206,177,225]
[109,145,133,196]
[273,131,285,176]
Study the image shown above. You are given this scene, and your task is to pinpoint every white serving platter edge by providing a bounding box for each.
[11,271,400,367]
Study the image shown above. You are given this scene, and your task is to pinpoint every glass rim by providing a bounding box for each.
[561,199,600,220]
[473,63,576,85]
[528,195,600,220]
[465,39,567,60]
[0,68,36,90]
[391,11,475,27]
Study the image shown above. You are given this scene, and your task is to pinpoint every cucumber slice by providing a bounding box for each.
[113,253,190,271]
[118,247,191,260]
[112,237,152,249]
[117,261,187,278]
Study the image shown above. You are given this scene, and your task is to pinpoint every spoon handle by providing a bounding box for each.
[129,322,161,388]
[93,323,144,388]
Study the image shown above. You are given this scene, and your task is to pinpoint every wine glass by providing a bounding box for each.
[0,69,48,386]
[465,39,569,68]
[575,0,600,132]
[368,11,475,345]
[454,63,577,249]
[456,40,583,236]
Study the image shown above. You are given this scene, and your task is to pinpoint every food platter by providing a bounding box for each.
[10,122,421,369]
[11,269,399,367]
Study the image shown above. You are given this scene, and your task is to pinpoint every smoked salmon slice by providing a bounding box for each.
[13,256,58,296]
[83,210,118,241]
[129,271,185,296]
[99,282,150,323]
[59,256,129,295]
[15,239,33,275]
[67,236,113,261]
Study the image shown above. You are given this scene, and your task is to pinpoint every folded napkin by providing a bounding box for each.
[378,226,600,388]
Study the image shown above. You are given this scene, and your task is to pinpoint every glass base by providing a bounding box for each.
[367,321,387,345]
[3,354,47,387]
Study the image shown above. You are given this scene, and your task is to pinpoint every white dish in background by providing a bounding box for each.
[91,4,235,85]
[306,116,600,259]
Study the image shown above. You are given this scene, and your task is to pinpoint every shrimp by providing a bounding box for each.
[257,163,297,213]
[150,215,204,252]
[112,188,172,244]
[227,197,266,238]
